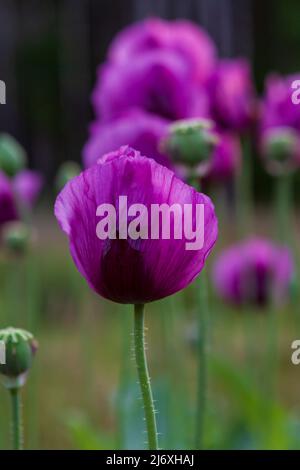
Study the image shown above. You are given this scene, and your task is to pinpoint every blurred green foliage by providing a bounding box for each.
[0,207,299,449]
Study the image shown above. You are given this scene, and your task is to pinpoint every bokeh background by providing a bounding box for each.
[1,0,300,190]
[0,0,300,450]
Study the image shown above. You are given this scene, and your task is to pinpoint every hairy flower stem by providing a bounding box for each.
[191,177,209,450]
[195,272,208,449]
[134,304,158,450]
[10,387,23,450]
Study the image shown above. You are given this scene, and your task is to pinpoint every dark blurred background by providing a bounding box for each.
[0,0,299,185]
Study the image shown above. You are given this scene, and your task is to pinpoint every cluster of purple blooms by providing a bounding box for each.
[76,18,296,308]
[83,18,256,181]
[0,18,269,308]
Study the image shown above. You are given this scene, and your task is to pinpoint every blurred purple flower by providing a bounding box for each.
[108,18,217,85]
[260,73,300,132]
[206,131,241,181]
[92,50,210,121]
[13,170,43,208]
[0,171,18,226]
[83,110,171,169]
[212,238,294,307]
[55,146,218,304]
[208,59,256,132]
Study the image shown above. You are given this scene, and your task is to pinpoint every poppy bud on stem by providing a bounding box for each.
[133,304,158,450]
[0,327,38,450]
[161,118,218,179]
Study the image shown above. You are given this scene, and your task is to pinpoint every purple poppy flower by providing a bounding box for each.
[208,59,256,132]
[0,171,18,226]
[13,170,43,208]
[206,131,241,181]
[260,73,300,132]
[92,50,210,121]
[55,146,218,304]
[259,74,300,174]
[83,110,171,169]
[212,238,294,307]
[108,18,217,85]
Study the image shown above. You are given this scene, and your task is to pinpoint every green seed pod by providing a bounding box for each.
[0,134,27,177]
[2,222,30,255]
[261,127,300,175]
[0,328,38,388]
[55,161,81,192]
[161,118,218,173]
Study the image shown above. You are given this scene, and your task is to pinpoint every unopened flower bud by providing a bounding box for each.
[0,327,38,389]
[0,134,27,177]
[2,222,30,255]
[161,118,218,176]
[55,161,81,192]
[261,127,300,175]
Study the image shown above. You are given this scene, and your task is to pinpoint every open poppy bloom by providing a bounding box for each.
[83,110,171,170]
[93,50,210,122]
[259,74,300,174]
[212,237,294,307]
[108,18,217,86]
[55,146,218,304]
[260,73,300,132]
[208,59,256,132]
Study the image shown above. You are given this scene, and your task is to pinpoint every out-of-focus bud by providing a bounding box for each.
[55,161,81,192]
[2,221,30,255]
[261,127,300,175]
[0,327,38,389]
[160,118,218,177]
[0,134,27,177]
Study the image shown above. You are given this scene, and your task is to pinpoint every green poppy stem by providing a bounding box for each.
[236,135,253,237]
[195,272,208,449]
[133,304,158,450]
[10,387,23,450]
[274,173,292,245]
[266,173,293,388]
[190,176,209,450]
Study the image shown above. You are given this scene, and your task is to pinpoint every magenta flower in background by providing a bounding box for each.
[206,131,241,181]
[260,73,300,132]
[83,110,171,169]
[212,238,293,307]
[92,50,210,121]
[259,74,300,174]
[208,59,256,132]
[13,170,43,208]
[55,146,218,304]
[108,18,217,85]
[0,171,18,226]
